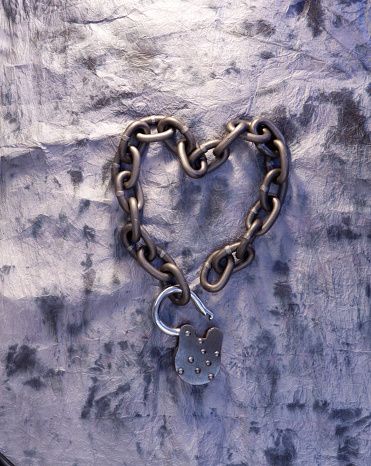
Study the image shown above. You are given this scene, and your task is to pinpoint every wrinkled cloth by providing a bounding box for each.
[1,1,370,465]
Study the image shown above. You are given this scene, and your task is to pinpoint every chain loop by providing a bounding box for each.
[160,263,190,306]
[236,219,262,260]
[137,247,175,282]
[137,115,175,142]
[135,128,175,143]
[213,121,248,158]
[250,117,286,158]
[157,116,197,155]
[271,139,289,184]
[122,146,141,190]
[115,171,144,214]
[120,223,157,262]
[259,168,281,212]
[200,251,235,293]
[233,243,255,273]
[188,140,230,174]
[128,197,141,243]
[119,120,150,163]
[245,196,281,236]
[113,115,289,301]
[211,241,256,274]
[226,119,272,144]
[177,140,208,178]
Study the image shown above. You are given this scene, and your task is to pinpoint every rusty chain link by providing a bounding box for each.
[112,115,289,305]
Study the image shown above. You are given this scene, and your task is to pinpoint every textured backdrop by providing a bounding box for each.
[1,1,370,465]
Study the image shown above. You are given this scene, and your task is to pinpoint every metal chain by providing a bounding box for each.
[112,115,289,305]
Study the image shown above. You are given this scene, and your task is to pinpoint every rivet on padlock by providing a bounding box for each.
[152,286,223,385]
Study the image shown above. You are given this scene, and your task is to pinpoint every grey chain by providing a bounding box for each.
[112,115,289,306]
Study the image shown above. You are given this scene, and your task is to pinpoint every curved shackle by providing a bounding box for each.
[153,286,214,336]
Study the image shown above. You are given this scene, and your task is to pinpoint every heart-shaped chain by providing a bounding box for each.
[112,115,289,384]
[113,115,289,304]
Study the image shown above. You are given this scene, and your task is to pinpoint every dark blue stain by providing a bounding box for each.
[327,225,361,241]
[321,90,370,145]
[104,342,114,354]
[273,281,297,309]
[298,100,316,127]
[255,330,276,356]
[287,400,305,411]
[136,442,144,457]
[3,110,15,123]
[225,61,240,75]
[313,399,329,413]
[66,321,87,336]
[6,344,37,377]
[267,365,280,405]
[24,377,46,391]
[271,106,297,144]
[83,225,96,241]
[342,216,351,226]
[2,0,18,22]
[93,355,105,371]
[264,429,297,465]
[91,91,136,110]
[118,340,129,351]
[35,293,65,337]
[335,424,349,436]
[81,253,93,270]
[143,373,151,402]
[23,449,37,458]
[340,0,367,5]
[249,424,260,434]
[286,1,306,17]
[273,261,290,275]
[366,83,371,96]
[30,215,45,238]
[243,19,276,37]
[113,227,126,261]
[157,416,169,447]
[0,265,14,275]
[83,269,96,294]
[68,170,83,185]
[181,248,193,259]
[354,413,371,427]
[306,0,324,37]
[82,56,97,71]
[56,213,71,239]
[149,346,173,372]
[94,394,111,417]
[330,408,362,422]
[81,377,99,419]
[337,436,359,462]
[260,51,275,60]
[102,159,112,185]
[191,384,208,400]
[93,383,130,419]
[78,199,90,214]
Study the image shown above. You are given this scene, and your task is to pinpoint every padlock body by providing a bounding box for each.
[174,324,223,385]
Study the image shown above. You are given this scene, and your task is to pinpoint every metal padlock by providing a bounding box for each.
[153,286,223,385]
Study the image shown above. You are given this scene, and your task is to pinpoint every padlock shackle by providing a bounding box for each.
[153,286,214,336]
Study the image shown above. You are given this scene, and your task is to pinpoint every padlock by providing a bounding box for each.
[152,286,223,385]
[175,324,222,385]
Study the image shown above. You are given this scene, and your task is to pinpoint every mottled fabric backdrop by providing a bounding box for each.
[1,0,370,465]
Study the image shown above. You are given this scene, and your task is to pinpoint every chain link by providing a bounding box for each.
[113,115,290,302]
